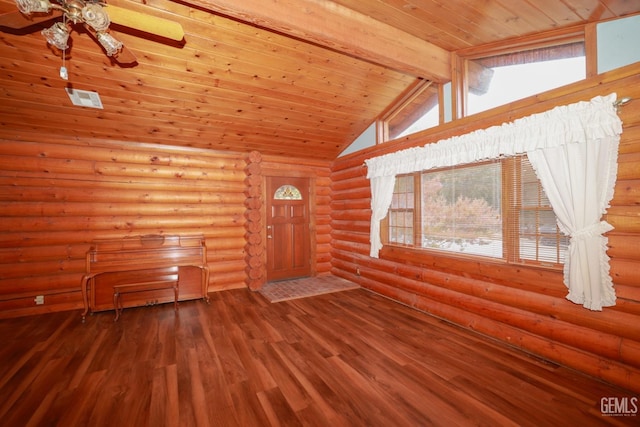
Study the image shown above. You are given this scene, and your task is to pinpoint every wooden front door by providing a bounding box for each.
[266,176,311,281]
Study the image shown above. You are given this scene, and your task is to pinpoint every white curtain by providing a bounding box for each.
[526,135,619,310]
[365,93,622,310]
[369,175,396,257]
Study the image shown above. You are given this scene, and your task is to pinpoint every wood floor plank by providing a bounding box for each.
[0,284,637,426]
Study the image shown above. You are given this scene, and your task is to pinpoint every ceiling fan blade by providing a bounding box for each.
[114,45,137,64]
[105,5,184,42]
[0,10,61,30]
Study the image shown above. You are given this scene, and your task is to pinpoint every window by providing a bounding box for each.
[464,41,585,116]
[274,185,302,200]
[382,79,440,142]
[378,35,588,144]
[511,158,568,265]
[389,175,415,245]
[419,160,502,258]
[385,155,567,267]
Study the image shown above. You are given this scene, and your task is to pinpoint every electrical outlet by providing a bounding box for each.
[356,267,361,276]
[34,295,44,305]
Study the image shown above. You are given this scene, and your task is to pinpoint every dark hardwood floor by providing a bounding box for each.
[0,286,637,426]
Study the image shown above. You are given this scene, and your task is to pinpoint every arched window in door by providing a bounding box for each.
[274,185,302,200]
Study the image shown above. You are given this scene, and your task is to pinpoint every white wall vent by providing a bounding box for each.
[65,88,104,109]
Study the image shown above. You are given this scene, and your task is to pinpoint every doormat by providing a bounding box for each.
[259,276,360,303]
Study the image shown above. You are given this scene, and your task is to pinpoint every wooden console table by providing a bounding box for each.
[80,235,209,322]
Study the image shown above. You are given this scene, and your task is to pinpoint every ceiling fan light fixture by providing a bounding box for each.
[41,22,70,50]
[15,0,51,14]
[81,4,110,32]
[96,31,122,56]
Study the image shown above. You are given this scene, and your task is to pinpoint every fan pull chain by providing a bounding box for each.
[59,14,68,80]
[60,52,68,80]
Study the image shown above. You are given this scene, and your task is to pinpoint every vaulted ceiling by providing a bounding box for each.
[1,0,638,160]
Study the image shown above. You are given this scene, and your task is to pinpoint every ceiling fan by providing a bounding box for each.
[0,0,185,65]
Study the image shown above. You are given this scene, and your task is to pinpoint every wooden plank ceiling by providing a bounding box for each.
[0,0,638,160]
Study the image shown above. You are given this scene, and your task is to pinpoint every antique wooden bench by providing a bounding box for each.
[80,234,209,322]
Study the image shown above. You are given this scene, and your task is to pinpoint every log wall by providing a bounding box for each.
[330,63,640,393]
[0,139,332,318]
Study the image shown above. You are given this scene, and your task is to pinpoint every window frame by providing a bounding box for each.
[378,79,442,143]
[375,28,592,269]
[387,174,420,247]
[382,155,566,270]
[376,27,591,142]
[454,28,588,120]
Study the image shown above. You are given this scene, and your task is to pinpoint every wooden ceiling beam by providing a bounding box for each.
[185,0,451,81]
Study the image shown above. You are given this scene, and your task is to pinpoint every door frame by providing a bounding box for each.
[262,169,317,282]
